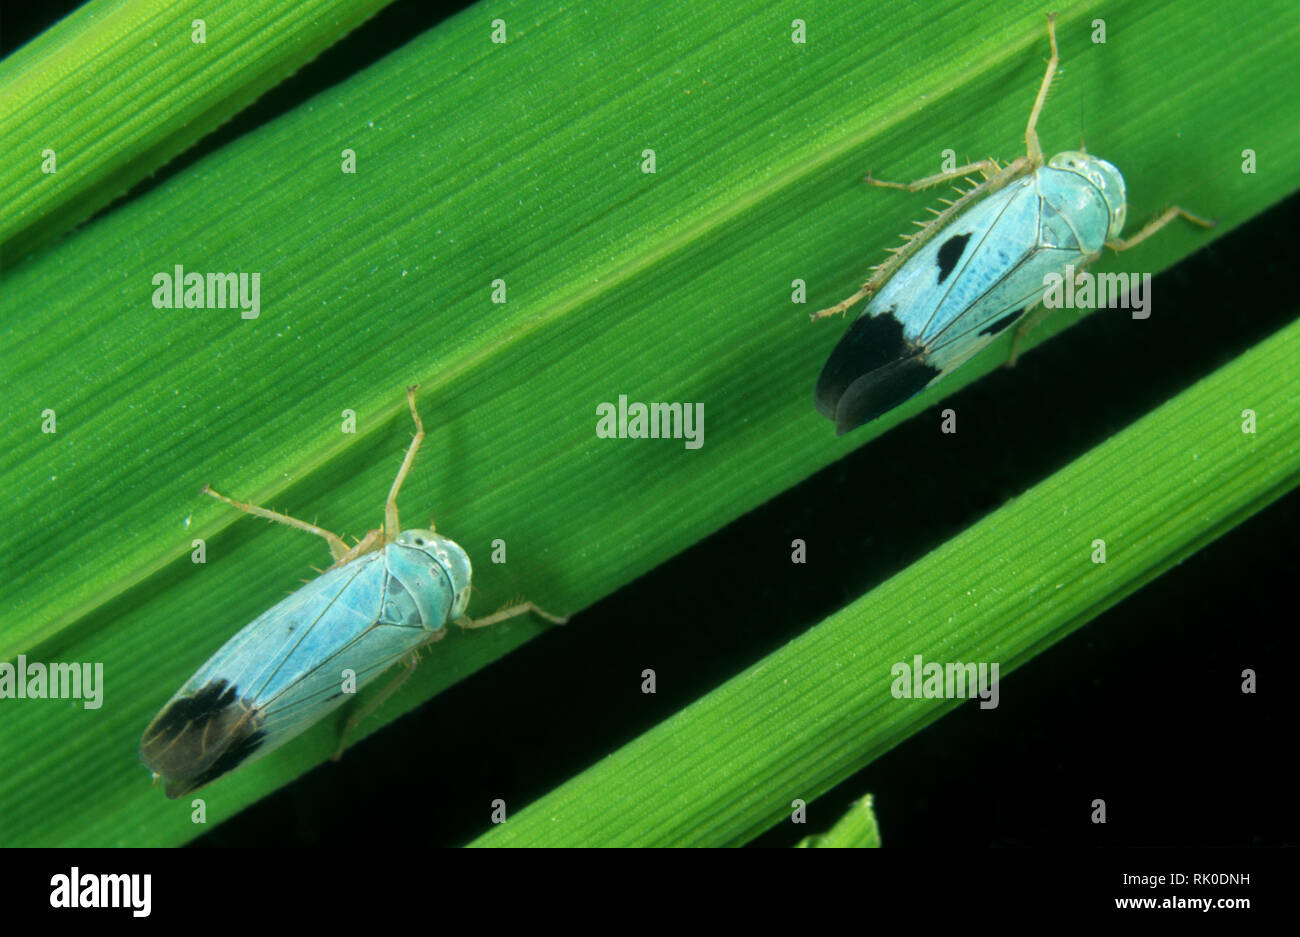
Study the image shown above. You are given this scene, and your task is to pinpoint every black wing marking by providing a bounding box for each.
[815,312,910,420]
[139,678,265,795]
[162,725,267,799]
[815,313,940,435]
[935,232,973,284]
[978,307,1025,337]
[918,183,1036,340]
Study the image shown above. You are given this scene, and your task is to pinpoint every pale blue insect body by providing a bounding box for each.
[813,14,1210,436]
[816,151,1126,434]
[141,529,471,798]
[140,386,564,798]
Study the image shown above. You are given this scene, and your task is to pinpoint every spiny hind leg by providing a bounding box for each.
[331,631,447,761]
[811,13,1060,324]
[811,159,1024,322]
[1106,206,1216,252]
[864,158,1003,193]
[384,384,427,537]
[202,485,350,563]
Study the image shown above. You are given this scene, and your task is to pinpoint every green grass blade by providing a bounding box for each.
[0,0,394,261]
[472,315,1300,846]
[796,794,881,848]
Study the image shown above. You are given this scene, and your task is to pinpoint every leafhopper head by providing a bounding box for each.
[394,529,473,619]
[1048,151,1128,239]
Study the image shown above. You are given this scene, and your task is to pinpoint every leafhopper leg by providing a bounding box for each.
[811,160,1022,322]
[1024,12,1060,167]
[1007,304,1052,368]
[1105,206,1216,252]
[813,12,1061,325]
[1009,201,1215,366]
[202,485,351,563]
[384,384,427,538]
[458,601,569,630]
[330,631,448,761]
[865,159,1005,193]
